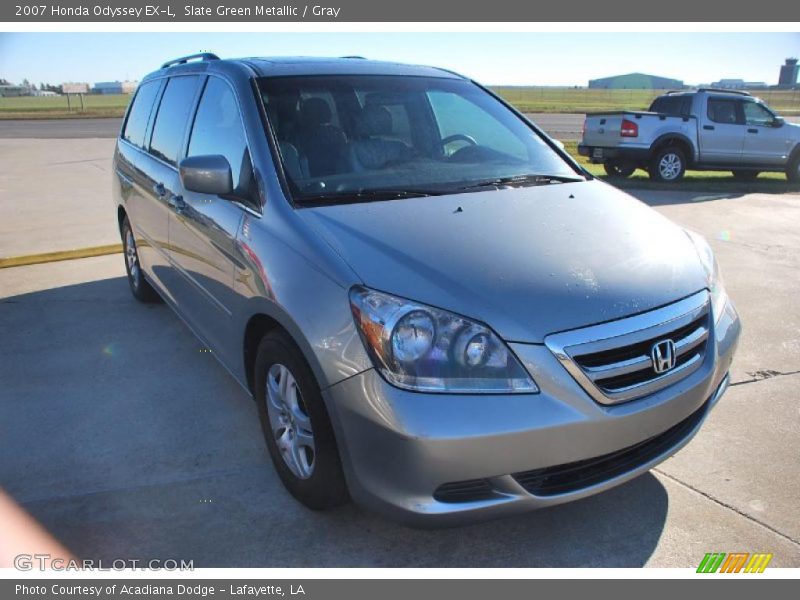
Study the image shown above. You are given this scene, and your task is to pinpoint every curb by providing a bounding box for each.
[0,244,123,269]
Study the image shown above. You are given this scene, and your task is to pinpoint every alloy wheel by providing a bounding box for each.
[125,228,140,287]
[659,153,682,180]
[266,363,316,479]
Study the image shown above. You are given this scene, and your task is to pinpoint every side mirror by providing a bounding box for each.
[179,155,233,196]
[773,116,785,128]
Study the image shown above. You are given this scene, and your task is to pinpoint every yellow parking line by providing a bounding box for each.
[0,244,123,269]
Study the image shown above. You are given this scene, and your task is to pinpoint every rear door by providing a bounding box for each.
[140,74,202,301]
[741,100,793,166]
[698,97,745,164]
[167,75,254,365]
[115,79,166,282]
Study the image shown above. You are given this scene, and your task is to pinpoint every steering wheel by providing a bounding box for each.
[441,134,478,148]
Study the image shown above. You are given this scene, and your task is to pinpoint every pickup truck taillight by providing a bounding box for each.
[620,119,639,138]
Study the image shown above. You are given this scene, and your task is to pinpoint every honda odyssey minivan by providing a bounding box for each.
[112,54,740,525]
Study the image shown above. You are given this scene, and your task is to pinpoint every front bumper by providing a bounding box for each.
[324,298,740,526]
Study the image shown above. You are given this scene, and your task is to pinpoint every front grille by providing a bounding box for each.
[512,399,709,496]
[433,479,494,503]
[545,291,711,405]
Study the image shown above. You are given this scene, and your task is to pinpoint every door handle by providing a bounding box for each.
[152,182,167,198]
[703,125,715,130]
[747,128,758,134]
[167,194,186,212]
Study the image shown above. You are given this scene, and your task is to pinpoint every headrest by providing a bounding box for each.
[355,104,393,137]
[300,97,333,127]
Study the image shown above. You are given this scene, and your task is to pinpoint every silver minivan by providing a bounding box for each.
[113,54,741,525]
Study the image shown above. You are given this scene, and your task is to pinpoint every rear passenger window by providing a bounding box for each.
[149,76,200,165]
[188,77,252,196]
[122,80,160,148]
[707,99,741,125]
[649,96,691,117]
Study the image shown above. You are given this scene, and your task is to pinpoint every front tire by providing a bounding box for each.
[121,216,160,303]
[732,170,760,181]
[255,330,348,510]
[649,146,686,183]
[604,160,636,179]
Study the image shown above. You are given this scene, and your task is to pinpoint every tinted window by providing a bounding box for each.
[649,95,690,117]
[259,75,580,206]
[707,99,741,124]
[122,80,160,148]
[742,101,775,126]
[428,90,528,160]
[150,76,200,165]
[188,77,252,196]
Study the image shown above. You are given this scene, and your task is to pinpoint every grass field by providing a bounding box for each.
[0,94,130,119]
[563,141,800,193]
[2,87,799,119]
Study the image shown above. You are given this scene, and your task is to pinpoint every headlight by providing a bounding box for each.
[349,286,538,394]
[685,230,727,322]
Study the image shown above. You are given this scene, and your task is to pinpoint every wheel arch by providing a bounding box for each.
[651,134,695,165]
[241,301,333,399]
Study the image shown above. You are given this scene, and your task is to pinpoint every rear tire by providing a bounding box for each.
[121,216,160,303]
[254,330,349,510]
[648,146,686,183]
[787,154,800,183]
[732,170,760,181]
[604,160,636,179]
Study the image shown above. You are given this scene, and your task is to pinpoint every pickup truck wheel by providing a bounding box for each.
[121,216,160,303]
[255,330,349,510]
[604,160,636,178]
[732,170,760,181]
[787,155,800,183]
[649,147,686,182]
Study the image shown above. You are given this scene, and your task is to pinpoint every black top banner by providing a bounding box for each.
[5,0,800,21]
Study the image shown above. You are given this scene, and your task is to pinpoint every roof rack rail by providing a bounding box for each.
[161,53,220,69]
[663,90,689,95]
[696,88,751,96]
[340,55,366,59]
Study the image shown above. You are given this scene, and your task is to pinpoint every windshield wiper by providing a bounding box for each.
[299,188,446,205]
[457,174,584,192]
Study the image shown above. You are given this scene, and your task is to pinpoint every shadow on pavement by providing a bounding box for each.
[1,276,669,567]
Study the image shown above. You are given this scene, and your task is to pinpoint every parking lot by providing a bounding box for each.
[1,133,799,567]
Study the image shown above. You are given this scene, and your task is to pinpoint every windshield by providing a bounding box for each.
[258,75,585,206]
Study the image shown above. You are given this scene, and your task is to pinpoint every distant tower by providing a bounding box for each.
[778,58,799,87]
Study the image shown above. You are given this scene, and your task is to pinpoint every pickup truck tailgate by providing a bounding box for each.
[583,114,627,146]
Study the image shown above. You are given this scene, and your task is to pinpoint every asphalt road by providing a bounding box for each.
[0,114,586,140]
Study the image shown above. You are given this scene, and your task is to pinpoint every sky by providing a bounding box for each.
[0,32,798,87]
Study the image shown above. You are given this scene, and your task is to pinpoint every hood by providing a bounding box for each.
[300,180,708,343]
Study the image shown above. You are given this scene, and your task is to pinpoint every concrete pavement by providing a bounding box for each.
[1,185,798,566]
[0,138,118,258]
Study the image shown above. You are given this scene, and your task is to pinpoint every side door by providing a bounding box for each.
[741,100,793,166]
[167,75,256,366]
[139,74,202,301]
[114,79,166,283]
[698,97,745,164]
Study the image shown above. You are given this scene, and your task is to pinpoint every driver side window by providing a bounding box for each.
[427,91,528,160]
[742,102,775,127]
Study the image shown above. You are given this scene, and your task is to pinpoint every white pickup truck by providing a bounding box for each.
[578,89,800,182]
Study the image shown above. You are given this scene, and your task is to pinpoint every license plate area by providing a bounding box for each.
[592,148,604,159]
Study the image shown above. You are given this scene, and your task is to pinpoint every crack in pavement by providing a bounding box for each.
[654,469,800,548]
[730,369,800,387]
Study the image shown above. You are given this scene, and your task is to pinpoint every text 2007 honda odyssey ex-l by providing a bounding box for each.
[113,54,740,525]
